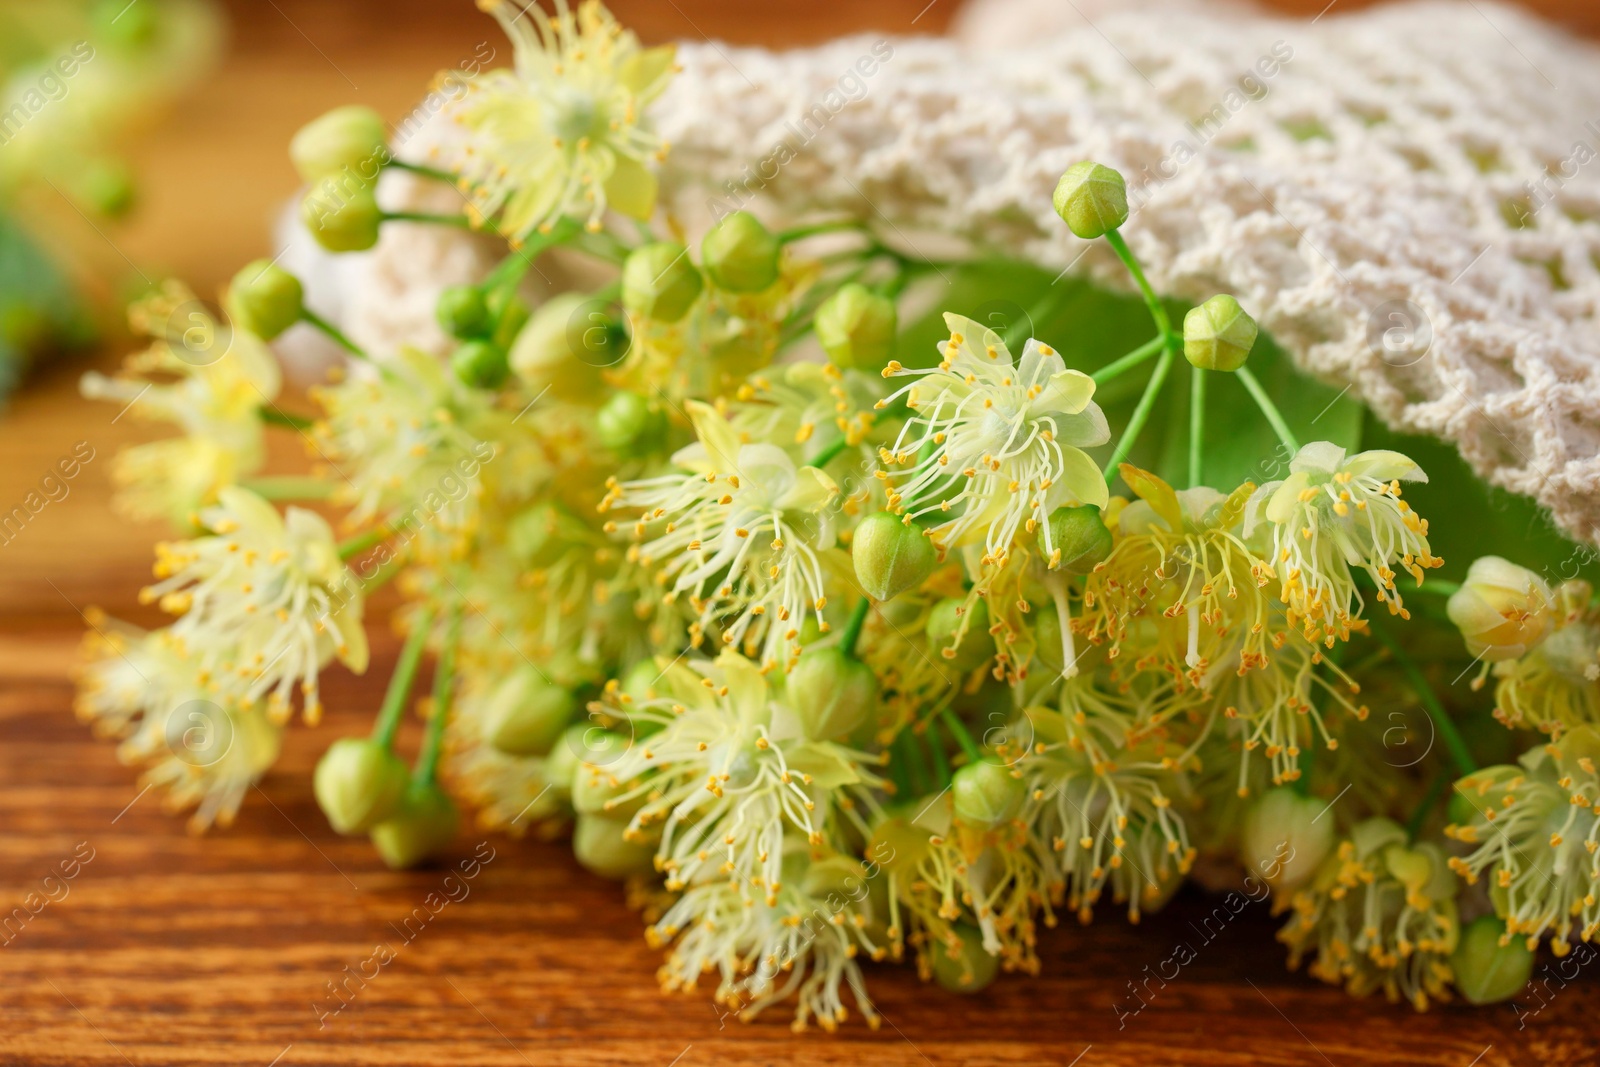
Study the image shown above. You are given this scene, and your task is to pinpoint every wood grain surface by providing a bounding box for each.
[2,2,1598,1065]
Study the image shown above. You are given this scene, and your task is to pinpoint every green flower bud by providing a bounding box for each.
[597,390,668,457]
[480,665,578,757]
[226,260,304,341]
[313,737,409,835]
[926,597,991,672]
[852,512,937,602]
[1052,161,1128,239]
[788,646,879,742]
[951,759,1024,827]
[1241,787,1334,894]
[814,282,897,370]
[290,105,388,183]
[437,285,490,340]
[1039,504,1113,574]
[1452,915,1534,1004]
[508,292,613,399]
[1447,556,1557,662]
[571,730,643,817]
[544,724,591,797]
[572,813,656,879]
[701,211,780,293]
[370,781,459,870]
[75,159,135,218]
[930,923,1000,993]
[622,241,703,322]
[451,340,510,390]
[1183,295,1258,372]
[301,185,381,253]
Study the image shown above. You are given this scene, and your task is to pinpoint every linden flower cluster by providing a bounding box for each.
[74,2,1597,1030]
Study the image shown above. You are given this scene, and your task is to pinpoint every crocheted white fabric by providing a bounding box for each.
[301,0,1600,543]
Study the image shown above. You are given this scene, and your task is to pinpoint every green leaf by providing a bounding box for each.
[0,208,94,402]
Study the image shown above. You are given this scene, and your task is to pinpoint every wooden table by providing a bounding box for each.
[2,2,1597,1064]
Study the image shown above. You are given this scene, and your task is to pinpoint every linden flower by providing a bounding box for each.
[650,843,889,1032]
[876,313,1109,572]
[1280,818,1459,1010]
[142,487,369,723]
[589,650,883,901]
[451,0,676,238]
[1445,729,1600,950]
[80,282,281,527]
[1081,468,1274,687]
[1246,442,1442,641]
[1486,580,1600,737]
[1447,556,1557,663]
[1011,699,1195,925]
[74,616,283,832]
[311,346,498,533]
[870,796,1048,977]
[601,402,840,668]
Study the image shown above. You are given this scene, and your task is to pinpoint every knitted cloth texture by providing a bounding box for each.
[320,0,1600,543]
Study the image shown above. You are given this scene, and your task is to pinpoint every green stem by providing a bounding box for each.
[1104,229,1176,344]
[778,219,866,244]
[923,714,952,788]
[1372,620,1478,777]
[940,708,983,764]
[900,728,933,797]
[415,606,461,785]
[381,210,478,230]
[386,159,460,185]
[1188,366,1206,489]
[1092,335,1164,385]
[300,309,367,359]
[1103,348,1174,483]
[806,435,851,470]
[239,476,334,501]
[1405,771,1449,841]
[839,596,871,658]
[338,525,391,561]
[568,227,631,265]
[1293,732,1315,796]
[371,605,438,750]
[1235,365,1300,454]
[261,408,316,431]
[1412,578,1462,597]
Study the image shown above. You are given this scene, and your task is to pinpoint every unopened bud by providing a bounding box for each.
[572,813,656,879]
[226,260,304,340]
[1452,915,1534,1004]
[597,390,668,457]
[1052,161,1128,239]
[852,512,936,602]
[701,211,780,293]
[1040,504,1112,574]
[451,340,510,390]
[571,731,642,817]
[930,923,1000,993]
[622,242,703,322]
[789,646,878,743]
[508,292,614,398]
[1241,787,1334,894]
[814,282,896,370]
[1447,556,1556,662]
[481,666,577,757]
[1183,295,1257,371]
[301,185,381,253]
[951,760,1023,827]
[290,105,388,182]
[370,781,459,870]
[507,501,590,568]
[75,159,135,218]
[437,285,490,339]
[926,597,991,672]
[313,737,408,835]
